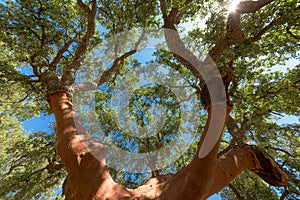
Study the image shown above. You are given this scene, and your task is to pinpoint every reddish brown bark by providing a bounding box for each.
[49,93,132,199]
[46,1,290,198]
[19,0,291,198]
[48,93,288,200]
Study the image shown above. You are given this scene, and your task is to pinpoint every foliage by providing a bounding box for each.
[0,52,65,198]
[0,0,299,199]
[220,171,279,200]
[0,132,66,200]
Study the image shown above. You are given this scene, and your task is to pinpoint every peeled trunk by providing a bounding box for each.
[49,92,286,200]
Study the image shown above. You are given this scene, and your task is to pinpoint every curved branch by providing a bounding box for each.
[97,49,136,85]
[237,0,274,14]
[159,3,233,190]
[264,146,295,157]
[227,116,249,145]
[209,0,278,61]
[243,16,280,43]
[99,28,146,84]
[77,0,90,13]
[62,0,97,82]
[159,0,204,80]
[50,39,75,70]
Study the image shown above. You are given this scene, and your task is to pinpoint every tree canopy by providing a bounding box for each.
[0,0,299,199]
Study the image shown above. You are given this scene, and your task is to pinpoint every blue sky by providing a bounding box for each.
[19,29,299,199]
[17,3,299,198]
[20,50,298,200]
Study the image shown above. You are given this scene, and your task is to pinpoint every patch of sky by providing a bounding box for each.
[208,194,222,200]
[180,15,207,33]
[22,113,55,134]
[16,64,55,134]
[273,114,299,125]
[134,48,156,64]
[264,58,299,73]
[16,65,37,78]
[18,11,296,200]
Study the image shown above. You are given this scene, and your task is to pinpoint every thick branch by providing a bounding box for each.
[243,16,281,43]
[159,0,232,108]
[237,0,274,14]
[49,93,135,199]
[49,90,289,199]
[62,0,97,82]
[98,29,146,86]
[30,55,43,77]
[264,146,295,157]
[160,0,193,25]
[159,4,233,195]
[77,0,90,13]
[97,49,136,85]
[159,0,168,24]
[159,0,205,81]
[209,0,276,61]
[227,116,249,144]
[50,39,75,70]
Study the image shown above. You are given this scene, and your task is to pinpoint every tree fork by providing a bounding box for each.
[46,0,289,199]
[48,92,288,200]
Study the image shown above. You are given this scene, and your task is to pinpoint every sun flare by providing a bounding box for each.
[227,0,241,12]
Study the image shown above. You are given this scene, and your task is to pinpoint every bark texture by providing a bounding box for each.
[48,93,288,200]
[45,0,290,199]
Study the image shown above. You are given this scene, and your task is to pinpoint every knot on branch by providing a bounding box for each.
[40,70,74,100]
[200,65,234,108]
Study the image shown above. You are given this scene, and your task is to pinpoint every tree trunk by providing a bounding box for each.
[49,92,286,200]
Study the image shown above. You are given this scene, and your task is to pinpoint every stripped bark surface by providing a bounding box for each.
[43,0,290,199]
